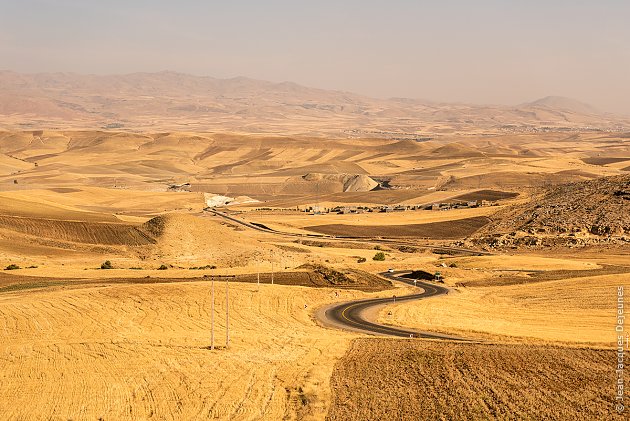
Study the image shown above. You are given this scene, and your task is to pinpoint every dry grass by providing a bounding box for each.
[327,339,622,420]
[0,280,378,420]
[380,272,627,345]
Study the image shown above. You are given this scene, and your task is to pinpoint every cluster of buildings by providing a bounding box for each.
[307,200,495,215]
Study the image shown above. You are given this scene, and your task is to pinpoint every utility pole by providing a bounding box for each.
[210,276,215,350]
[226,274,230,349]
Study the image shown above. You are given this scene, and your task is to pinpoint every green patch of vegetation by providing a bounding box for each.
[26,265,38,269]
[373,252,386,261]
[5,264,20,270]
[158,264,169,270]
[189,265,217,270]
[100,260,113,270]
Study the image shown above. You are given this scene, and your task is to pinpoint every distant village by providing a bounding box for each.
[306,199,497,215]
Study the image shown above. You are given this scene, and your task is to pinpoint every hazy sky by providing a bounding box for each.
[1,0,629,113]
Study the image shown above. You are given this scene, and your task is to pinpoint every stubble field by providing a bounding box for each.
[327,339,622,420]
[0,280,381,420]
[0,128,628,419]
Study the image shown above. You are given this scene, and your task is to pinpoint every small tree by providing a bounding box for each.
[100,260,113,270]
[373,252,386,261]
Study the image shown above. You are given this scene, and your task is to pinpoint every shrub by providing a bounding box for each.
[158,264,169,270]
[373,252,386,261]
[100,260,113,270]
[374,245,382,250]
[5,264,20,270]
[449,263,458,268]
[357,257,367,263]
[189,264,216,270]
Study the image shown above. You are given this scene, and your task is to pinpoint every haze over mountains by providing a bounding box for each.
[0,70,628,136]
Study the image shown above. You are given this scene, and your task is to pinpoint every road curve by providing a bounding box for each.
[319,271,466,340]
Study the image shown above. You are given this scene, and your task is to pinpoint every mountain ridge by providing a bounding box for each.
[0,70,627,135]
[520,95,601,115]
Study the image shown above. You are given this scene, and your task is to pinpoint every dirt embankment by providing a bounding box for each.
[327,339,622,421]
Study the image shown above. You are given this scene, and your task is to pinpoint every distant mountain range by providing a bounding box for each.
[522,96,601,115]
[0,70,627,136]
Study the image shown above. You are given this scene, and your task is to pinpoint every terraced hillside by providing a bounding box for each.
[0,215,154,246]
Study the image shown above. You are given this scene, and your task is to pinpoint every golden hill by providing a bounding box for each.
[139,213,276,266]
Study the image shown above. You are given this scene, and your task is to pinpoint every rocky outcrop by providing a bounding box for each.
[470,174,630,249]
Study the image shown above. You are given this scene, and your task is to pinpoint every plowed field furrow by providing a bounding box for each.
[0,215,154,246]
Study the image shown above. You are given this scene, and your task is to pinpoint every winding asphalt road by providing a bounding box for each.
[320,271,465,340]
[206,209,474,339]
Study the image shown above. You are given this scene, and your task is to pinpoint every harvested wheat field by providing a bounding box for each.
[0,280,382,420]
[327,339,622,421]
[379,270,627,345]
